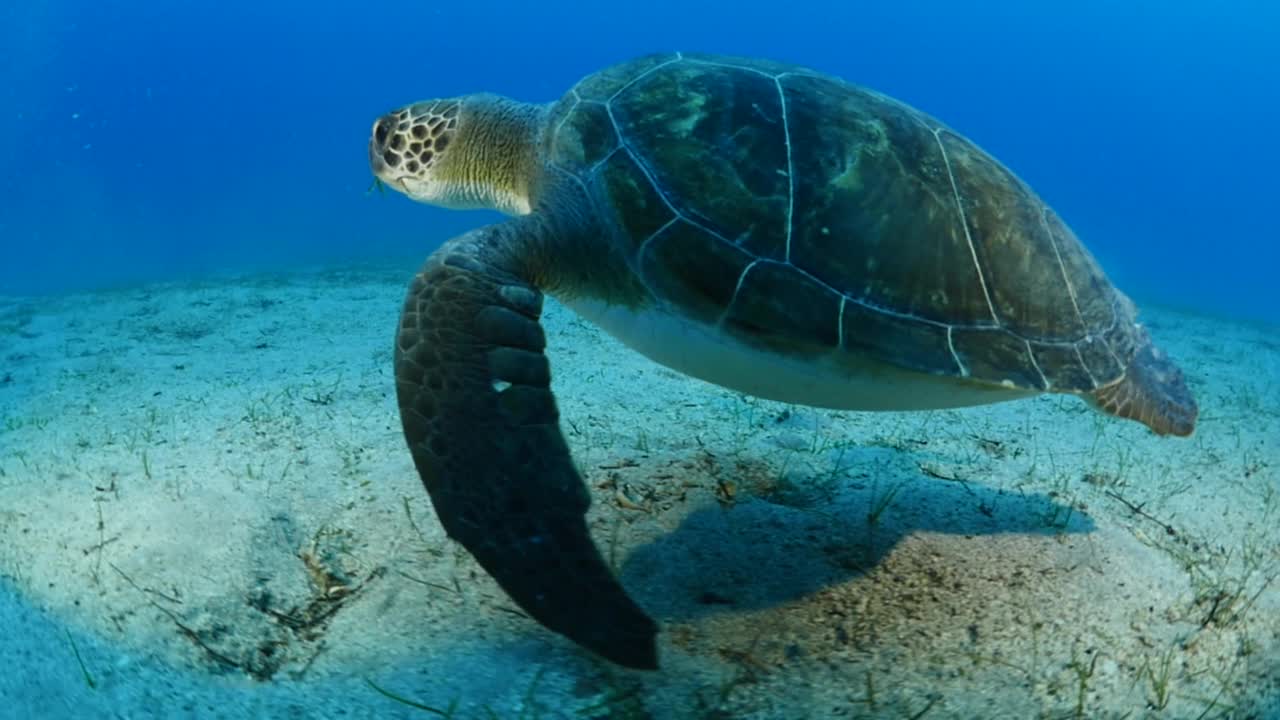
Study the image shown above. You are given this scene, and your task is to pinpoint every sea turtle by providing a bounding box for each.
[368,52,1196,669]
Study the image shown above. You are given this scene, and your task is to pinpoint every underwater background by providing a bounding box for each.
[1,0,1277,323]
[3,2,1280,719]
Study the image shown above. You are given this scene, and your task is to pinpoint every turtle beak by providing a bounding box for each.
[368,137,386,177]
[368,116,393,178]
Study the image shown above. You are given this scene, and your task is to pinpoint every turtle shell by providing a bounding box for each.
[542,52,1139,394]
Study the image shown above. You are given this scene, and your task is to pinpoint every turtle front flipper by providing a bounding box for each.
[394,226,658,669]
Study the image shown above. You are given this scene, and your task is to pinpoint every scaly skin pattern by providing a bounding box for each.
[393,221,659,668]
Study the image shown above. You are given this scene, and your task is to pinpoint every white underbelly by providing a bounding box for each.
[559,298,1035,411]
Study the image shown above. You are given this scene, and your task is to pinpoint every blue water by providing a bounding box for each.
[1,0,1277,323]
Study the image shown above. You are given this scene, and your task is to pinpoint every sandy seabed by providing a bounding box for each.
[0,262,1277,719]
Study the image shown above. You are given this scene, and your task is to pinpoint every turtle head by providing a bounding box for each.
[369,94,543,216]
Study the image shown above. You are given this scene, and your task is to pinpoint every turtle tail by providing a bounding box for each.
[1088,333,1197,437]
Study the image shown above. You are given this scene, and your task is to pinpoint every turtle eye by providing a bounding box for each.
[374,119,390,146]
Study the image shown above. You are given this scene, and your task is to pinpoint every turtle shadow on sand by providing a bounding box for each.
[618,449,1095,622]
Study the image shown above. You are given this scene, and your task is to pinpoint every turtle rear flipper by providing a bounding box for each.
[395,227,658,669]
[1088,339,1197,437]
